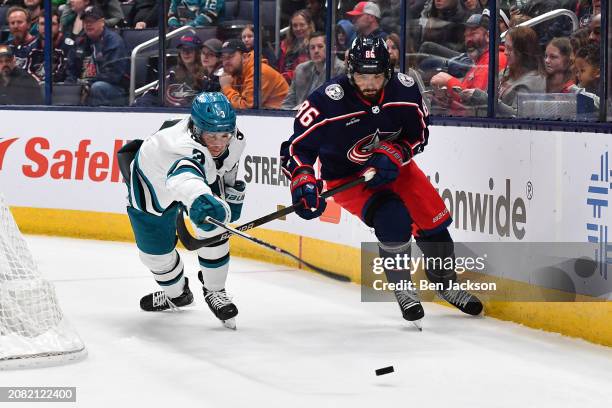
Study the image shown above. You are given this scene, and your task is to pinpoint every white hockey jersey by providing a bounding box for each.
[129,117,245,215]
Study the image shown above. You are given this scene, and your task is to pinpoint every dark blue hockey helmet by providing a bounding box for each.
[190,92,236,141]
[347,35,393,81]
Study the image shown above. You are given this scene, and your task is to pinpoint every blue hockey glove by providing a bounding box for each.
[168,16,181,28]
[225,181,246,222]
[363,142,409,188]
[189,194,230,232]
[291,166,327,220]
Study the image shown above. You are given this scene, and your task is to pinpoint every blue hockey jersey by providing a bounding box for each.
[280,72,430,181]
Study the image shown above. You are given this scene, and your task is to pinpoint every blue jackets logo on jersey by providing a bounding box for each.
[346,129,402,164]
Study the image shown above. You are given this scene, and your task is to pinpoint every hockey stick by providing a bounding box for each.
[176,169,375,251]
[202,216,351,282]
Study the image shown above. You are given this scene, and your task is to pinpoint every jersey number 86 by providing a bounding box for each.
[296,101,320,127]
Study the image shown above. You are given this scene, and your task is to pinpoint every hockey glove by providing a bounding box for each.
[225,181,246,222]
[363,142,409,188]
[167,16,181,28]
[291,166,327,220]
[189,194,231,232]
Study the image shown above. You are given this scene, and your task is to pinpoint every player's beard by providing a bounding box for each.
[358,86,383,102]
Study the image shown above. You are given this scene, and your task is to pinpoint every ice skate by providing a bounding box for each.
[394,289,424,331]
[437,288,483,316]
[140,277,194,311]
[199,272,238,329]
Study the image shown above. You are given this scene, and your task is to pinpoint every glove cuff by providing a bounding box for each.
[290,166,316,192]
[374,142,406,168]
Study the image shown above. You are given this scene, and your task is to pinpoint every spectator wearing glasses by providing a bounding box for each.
[219,39,289,109]
[281,32,344,110]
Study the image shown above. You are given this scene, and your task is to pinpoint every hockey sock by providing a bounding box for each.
[139,250,185,298]
[197,240,230,291]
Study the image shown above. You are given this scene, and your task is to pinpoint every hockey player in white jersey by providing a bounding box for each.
[124,92,245,329]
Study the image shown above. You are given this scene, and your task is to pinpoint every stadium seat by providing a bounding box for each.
[224,0,239,20]
[235,0,276,27]
[121,28,160,53]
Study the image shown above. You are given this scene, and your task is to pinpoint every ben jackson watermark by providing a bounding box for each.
[360,242,612,303]
[370,252,493,292]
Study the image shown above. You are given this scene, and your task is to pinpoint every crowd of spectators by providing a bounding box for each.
[408,0,604,118]
[0,0,605,119]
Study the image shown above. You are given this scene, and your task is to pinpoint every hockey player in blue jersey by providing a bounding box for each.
[280,35,482,327]
[124,92,245,329]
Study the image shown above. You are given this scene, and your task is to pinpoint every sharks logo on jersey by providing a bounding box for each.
[346,128,402,164]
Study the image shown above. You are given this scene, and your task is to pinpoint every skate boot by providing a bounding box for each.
[140,277,194,311]
[437,287,483,316]
[394,289,424,331]
[198,271,238,329]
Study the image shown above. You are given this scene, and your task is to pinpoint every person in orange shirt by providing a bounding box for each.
[219,39,289,110]
[429,12,508,114]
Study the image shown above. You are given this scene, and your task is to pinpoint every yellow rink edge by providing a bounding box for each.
[11,206,612,347]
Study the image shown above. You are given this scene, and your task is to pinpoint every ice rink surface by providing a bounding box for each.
[2,236,612,408]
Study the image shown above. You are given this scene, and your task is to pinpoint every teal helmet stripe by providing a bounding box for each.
[191,92,236,134]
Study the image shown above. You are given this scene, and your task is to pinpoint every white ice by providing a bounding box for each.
[2,236,612,408]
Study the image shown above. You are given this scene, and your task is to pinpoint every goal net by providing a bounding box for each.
[0,194,86,369]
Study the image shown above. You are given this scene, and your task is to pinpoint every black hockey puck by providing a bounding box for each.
[375,366,394,376]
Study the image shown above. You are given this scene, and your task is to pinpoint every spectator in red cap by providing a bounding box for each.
[277,9,314,84]
[346,1,387,39]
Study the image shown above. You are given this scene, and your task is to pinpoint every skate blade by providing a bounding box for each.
[222,318,236,330]
[411,319,423,331]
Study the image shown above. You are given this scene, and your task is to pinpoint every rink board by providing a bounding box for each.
[0,110,611,346]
